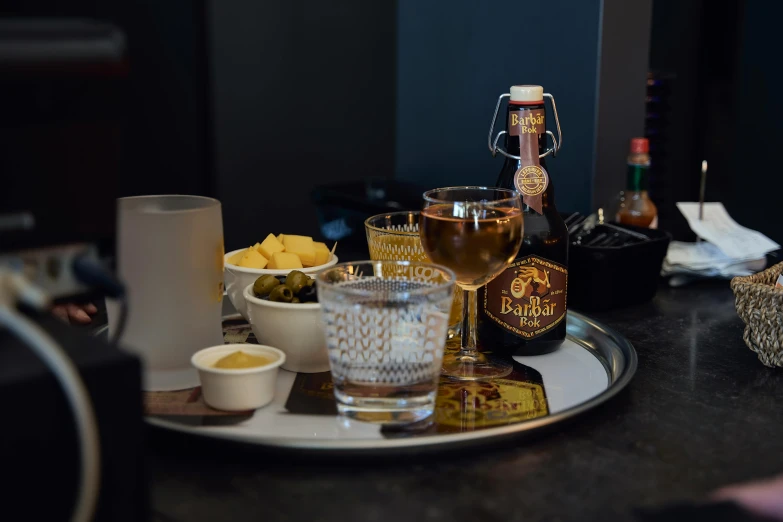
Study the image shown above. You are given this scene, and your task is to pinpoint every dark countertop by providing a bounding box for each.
[146,281,783,522]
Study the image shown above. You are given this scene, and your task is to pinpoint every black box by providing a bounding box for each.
[311,178,428,247]
[0,314,147,521]
[569,225,671,313]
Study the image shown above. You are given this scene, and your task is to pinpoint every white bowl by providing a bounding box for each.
[224,248,338,320]
[242,283,329,373]
[191,344,286,411]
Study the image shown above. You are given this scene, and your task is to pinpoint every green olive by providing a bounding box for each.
[306,277,315,287]
[285,270,309,293]
[253,274,280,297]
[268,285,294,302]
[291,297,301,303]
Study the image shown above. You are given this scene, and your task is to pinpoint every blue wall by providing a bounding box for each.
[395,0,602,214]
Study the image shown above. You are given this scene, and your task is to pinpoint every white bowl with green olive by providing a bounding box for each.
[242,272,328,373]
[224,248,338,321]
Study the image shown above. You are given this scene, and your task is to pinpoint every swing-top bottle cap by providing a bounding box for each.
[510,85,544,103]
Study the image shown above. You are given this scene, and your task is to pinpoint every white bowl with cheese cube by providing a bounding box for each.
[224,233,338,320]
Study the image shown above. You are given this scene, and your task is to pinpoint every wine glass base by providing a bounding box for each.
[441,352,513,381]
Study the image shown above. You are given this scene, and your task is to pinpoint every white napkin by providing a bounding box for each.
[663,203,777,286]
[662,241,767,286]
[676,202,779,259]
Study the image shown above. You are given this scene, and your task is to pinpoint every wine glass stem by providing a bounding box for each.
[460,288,478,354]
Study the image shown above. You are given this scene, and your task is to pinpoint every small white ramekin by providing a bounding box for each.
[191,343,286,411]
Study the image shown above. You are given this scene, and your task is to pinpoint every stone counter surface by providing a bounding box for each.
[146,282,783,522]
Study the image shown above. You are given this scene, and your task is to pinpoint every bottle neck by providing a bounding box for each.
[626,161,650,192]
[504,102,547,161]
[500,101,554,212]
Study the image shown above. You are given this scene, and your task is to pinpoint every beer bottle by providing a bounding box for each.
[478,85,568,355]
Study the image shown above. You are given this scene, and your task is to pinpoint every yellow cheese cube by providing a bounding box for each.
[277,234,285,243]
[238,248,269,269]
[283,235,315,266]
[313,242,331,266]
[252,242,263,252]
[269,251,303,270]
[227,248,248,266]
[258,233,285,259]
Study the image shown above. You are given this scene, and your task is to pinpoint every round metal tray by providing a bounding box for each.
[143,311,636,453]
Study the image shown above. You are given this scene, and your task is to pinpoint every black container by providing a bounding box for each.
[311,178,428,246]
[0,315,146,522]
[568,224,671,312]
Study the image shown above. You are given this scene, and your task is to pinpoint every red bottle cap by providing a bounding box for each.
[630,137,649,154]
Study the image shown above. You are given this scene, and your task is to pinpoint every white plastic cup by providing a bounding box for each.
[107,195,225,391]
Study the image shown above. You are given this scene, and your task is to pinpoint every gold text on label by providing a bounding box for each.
[500,296,558,328]
[510,112,544,134]
[516,166,547,197]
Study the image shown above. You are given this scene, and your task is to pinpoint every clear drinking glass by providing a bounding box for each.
[420,187,523,380]
[107,195,225,391]
[317,260,456,425]
[365,211,463,337]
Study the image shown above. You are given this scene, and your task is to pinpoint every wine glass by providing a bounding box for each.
[420,187,523,380]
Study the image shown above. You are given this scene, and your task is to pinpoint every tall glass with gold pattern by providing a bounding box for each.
[365,211,463,337]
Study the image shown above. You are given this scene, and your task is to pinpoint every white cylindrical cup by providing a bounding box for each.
[107,195,225,391]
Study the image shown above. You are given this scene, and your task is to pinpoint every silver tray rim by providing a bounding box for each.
[144,310,637,453]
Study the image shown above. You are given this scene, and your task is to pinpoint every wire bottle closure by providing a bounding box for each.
[488,92,563,160]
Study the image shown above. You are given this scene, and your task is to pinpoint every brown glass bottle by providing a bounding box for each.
[478,85,568,355]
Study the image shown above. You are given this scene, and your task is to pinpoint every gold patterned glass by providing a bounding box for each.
[365,211,463,336]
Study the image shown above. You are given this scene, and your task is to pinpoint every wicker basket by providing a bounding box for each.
[730,261,783,368]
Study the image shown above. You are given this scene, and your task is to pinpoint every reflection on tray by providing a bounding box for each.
[285,359,549,438]
[145,319,549,435]
[431,367,548,432]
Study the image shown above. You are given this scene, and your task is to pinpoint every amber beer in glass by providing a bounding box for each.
[420,205,523,287]
[478,85,568,355]
[420,187,523,380]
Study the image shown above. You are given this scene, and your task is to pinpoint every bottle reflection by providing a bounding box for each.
[432,359,549,433]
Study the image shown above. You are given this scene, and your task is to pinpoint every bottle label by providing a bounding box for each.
[509,109,547,213]
[482,255,567,339]
[515,165,549,198]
